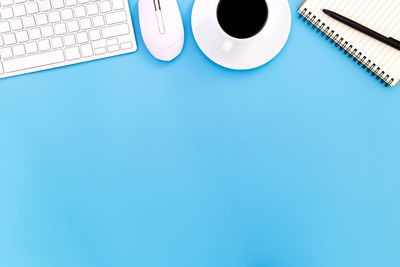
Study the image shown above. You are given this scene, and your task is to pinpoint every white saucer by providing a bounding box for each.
[191,0,291,70]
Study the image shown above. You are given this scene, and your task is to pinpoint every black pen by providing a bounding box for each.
[322,9,400,51]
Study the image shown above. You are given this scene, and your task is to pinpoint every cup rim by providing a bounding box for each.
[215,0,269,42]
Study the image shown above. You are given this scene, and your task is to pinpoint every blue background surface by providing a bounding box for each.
[1,0,399,266]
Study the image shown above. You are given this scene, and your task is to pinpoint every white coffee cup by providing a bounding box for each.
[192,0,291,70]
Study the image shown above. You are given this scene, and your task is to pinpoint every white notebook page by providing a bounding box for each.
[299,0,400,86]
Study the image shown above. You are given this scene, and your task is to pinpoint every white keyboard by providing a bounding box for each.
[0,0,137,79]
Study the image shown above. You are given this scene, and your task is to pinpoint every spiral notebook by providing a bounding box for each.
[299,0,400,87]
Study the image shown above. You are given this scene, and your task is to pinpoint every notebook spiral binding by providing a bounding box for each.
[299,8,395,87]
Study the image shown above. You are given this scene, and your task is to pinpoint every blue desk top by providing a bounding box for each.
[1,1,399,266]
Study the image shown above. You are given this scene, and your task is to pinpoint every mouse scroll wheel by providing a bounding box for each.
[154,0,166,34]
[153,0,162,11]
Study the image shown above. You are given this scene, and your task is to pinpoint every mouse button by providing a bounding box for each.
[161,3,183,29]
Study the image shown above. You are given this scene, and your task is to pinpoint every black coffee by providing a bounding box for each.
[217,0,268,39]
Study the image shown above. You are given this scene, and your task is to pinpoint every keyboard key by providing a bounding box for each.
[65,0,77,6]
[80,18,92,30]
[93,39,106,49]
[92,15,105,27]
[13,44,26,56]
[65,46,80,60]
[94,47,106,55]
[1,8,14,20]
[77,32,88,43]
[0,63,4,75]
[26,3,40,14]
[102,23,129,38]
[4,33,17,45]
[99,1,112,12]
[51,37,63,48]
[105,11,127,25]
[10,19,23,31]
[0,22,11,33]
[2,0,14,7]
[74,6,86,18]
[89,29,101,41]
[120,41,133,50]
[81,43,93,57]
[52,0,65,9]
[16,31,29,42]
[64,34,76,46]
[41,25,55,37]
[3,50,65,72]
[38,39,51,51]
[61,9,74,20]
[29,28,42,40]
[108,44,118,52]
[112,0,124,10]
[14,5,27,17]
[22,16,36,28]
[106,39,116,46]
[36,14,49,25]
[48,11,61,23]
[87,4,99,15]
[54,23,67,34]
[67,21,80,32]
[38,0,52,12]
[1,47,14,59]
[25,42,38,53]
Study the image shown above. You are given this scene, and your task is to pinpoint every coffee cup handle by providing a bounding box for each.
[222,40,234,53]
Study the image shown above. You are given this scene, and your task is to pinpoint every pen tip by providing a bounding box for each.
[322,9,332,15]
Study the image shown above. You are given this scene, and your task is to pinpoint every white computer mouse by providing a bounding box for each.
[139,0,184,61]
